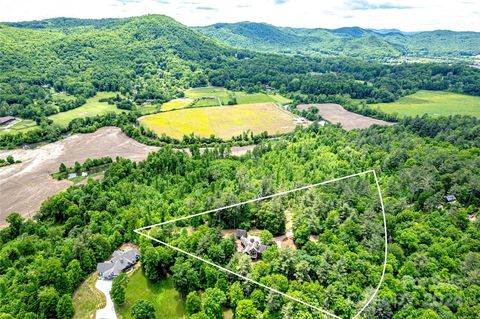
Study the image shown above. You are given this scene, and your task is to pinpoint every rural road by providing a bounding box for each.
[0,127,158,225]
[95,279,117,319]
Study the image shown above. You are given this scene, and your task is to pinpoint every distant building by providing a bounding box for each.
[97,248,140,280]
[445,194,457,203]
[237,230,268,260]
[0,116,15,126]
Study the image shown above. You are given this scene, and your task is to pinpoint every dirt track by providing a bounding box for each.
[0,127,159,224]
[297,103,394,130]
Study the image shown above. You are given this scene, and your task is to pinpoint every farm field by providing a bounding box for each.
[371,90,480,117]
[116,269,186,319]
[0,118,38,135]
[140,102,298,140]
[0,127,158,224]
[298,103,394,130]
[48,92,126,127]
[161,98,194,111]
[184,86,291,107]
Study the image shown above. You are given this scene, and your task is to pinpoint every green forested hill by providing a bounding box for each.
[1,15,480,148]
[196,22,480,61]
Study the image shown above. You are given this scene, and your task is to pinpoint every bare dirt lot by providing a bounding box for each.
[297,103,394,130]
[0,127,159,224]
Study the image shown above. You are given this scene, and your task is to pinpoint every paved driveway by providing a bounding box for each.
[95,279,118,319]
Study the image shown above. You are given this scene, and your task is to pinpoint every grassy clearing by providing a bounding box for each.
[140,102,297,140]
[371,90,480,118]
[72,273,105,319]
[52,92,76,102]
[116,269,186,319]
[184,87,290,107]
[161,98,194,111]
[48,92,125,127]
[0,118,38,135]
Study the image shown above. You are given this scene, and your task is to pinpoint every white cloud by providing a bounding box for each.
[1,0,479,31]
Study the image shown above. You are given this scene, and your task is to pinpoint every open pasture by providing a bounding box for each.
[140,102,298,140]
[185,86,291,107]
[160,98,194,111]
[371,90,480,118]
[0,118,38,135]
[48,92,125,127]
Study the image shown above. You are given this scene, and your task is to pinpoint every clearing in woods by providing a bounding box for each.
[139,102,298,140]
[370,90,480,118]
[48,92,126,127]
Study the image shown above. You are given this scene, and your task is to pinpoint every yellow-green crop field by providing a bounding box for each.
[371,90,480,118]
[160,98,194,111]
[140,102,297,140]
[48,92,125,127]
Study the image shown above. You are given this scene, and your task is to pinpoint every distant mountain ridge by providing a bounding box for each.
[196,22,480,62]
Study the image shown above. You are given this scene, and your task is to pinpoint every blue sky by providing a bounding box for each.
[2,0,479,31]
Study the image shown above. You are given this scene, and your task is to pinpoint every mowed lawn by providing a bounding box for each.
[185,87,291,106]
[116,269,186,319]
[48,92,125,127]
[371,90,480,118]
[140,102,297,139]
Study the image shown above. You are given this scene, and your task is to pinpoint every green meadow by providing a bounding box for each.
[371,90,480,118]
[48,92,125,127]
[184,86,291,107]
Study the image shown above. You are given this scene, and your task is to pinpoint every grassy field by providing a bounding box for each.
[184,87,291,107]
[48,92,125,127]
[72,273,105,319]
[161,98,194,111]
[116,269,186,319]
[52,92,76,102]
[140,102,297,140]
[371,90,480,118]
[0,118,38,135]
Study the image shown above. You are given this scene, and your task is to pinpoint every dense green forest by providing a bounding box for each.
[196,22,480,62]
[1,121,479,318]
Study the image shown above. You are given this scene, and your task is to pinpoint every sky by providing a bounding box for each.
[1,0,479,31]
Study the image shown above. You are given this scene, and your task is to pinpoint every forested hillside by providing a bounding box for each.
[1,15,480,149]
[196,22,480,62]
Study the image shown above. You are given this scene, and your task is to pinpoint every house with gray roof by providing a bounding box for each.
[97,248,140,280]
[237,230,268,260]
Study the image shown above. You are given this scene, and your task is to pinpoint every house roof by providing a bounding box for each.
[97,248,140,278]
[0,116,15,124]
[236,229,247,238]
[445,194,457,202]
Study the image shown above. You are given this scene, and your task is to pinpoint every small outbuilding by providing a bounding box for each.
[445,194,457,203]
[0,116,15,126]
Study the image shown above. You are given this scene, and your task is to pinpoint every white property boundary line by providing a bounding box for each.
[134,170,388,319]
